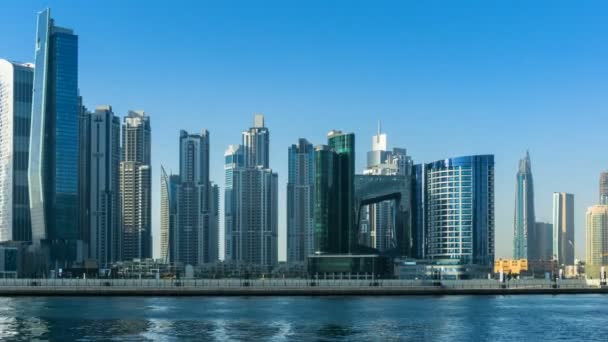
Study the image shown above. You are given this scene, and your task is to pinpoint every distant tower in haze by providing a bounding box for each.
[513,151,536,260]
[552,192,574,265]
[600,171,608,205]
[361,122,412,251]
[119,110,152,260]
[585,205,608,266]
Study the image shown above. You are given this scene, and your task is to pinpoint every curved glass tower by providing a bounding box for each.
[513,151,536,260]
[424,155,494,266]
[314,130,355,255]
[29,8,80,266]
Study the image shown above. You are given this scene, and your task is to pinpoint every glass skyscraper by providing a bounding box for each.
[224,115,278,269]
[513,151,536,260]
[173,130,218,266]
[0,60,34,242]
[287,138,315,263]
[80,106,120,267]
[420,155,495,266]
[552,192,575,265]
[28,9,81,266]
[314,130,355,255]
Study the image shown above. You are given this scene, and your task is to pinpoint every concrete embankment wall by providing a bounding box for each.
[0,279,605,296]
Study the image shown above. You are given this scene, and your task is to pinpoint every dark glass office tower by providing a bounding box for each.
[29,8,81,267]
[513,151,536,260]
[314,130,355,255]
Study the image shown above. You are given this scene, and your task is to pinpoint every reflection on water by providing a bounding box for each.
[0,295,605,341]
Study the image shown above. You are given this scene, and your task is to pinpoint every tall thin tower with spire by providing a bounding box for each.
[513,151,536,260]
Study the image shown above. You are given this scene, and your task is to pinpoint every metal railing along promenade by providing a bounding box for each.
[0,278,595,290]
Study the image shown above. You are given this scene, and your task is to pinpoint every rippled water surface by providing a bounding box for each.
[0,295,606,341]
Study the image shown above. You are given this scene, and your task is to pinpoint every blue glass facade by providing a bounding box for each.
[513,152,535,260]
[416,155,494,267]
[287,139,315,262]
[29,9,80,266]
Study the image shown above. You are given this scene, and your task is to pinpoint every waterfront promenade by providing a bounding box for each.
[0,278,605,296]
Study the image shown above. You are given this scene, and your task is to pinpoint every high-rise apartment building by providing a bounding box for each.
[534,222,553,261]
[119,110,151,260]
[314,130,355,255]
[513,151,536,260]
[29,9,81,266]
[586,205,608,266]
[160,166,179,263]
[552,192,575,265]
[224,115,278,269]
[360,125,412,251]
[419,155,495,266]
[80,106,120,266]
[173,130,218,266]
[242,114,269,168]
[0,60,34,243]
[600,171,608,205]
[287,138,315,263]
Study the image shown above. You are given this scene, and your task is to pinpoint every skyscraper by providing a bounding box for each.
[513,151,536,260]
[600,171,608,205]
[80,106,120,266]
[552,192,575,265]
[242,114,269,168]
[224,115,278,269]
[160,166,178,263]
[422,155,495,266]
[534,222,553,261]
[287,138,315,263]
[0,60,34,242]
[361,125,412,251]
[223,144,243,261]
[119,110,151,260]
[173,130,218,266]
[28,9,81,266]
[585,205,608,266]
[314,130,355,255]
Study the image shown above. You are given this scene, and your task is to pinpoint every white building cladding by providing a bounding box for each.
[224,114,278,269]
[287,138,315,263]
[119,110,152,260]
[82,106,120,266]
[423,155,495,266]
[0,60,34,242]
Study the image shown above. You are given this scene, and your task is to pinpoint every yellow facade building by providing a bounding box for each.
[494,259,528,275]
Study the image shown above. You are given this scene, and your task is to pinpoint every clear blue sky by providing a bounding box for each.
[2,1,607,261]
